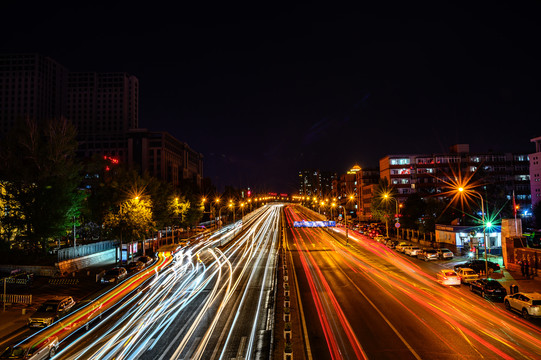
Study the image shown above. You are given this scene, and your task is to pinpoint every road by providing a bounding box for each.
[285,204,541,360]
[55,203,281,360]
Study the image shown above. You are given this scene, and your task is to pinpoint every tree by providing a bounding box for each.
[370,178,397,231]
[0,118,82,253]
[103,196,154,262]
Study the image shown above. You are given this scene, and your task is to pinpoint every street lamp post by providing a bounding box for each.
[458,187,490,278]
[383,193,399,238]
[218,204,230,229]
[340,205,349,245]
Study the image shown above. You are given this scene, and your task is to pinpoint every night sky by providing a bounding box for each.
[2,2,540,193]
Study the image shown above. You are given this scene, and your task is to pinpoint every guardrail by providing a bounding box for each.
[1,294,33,304]
[57,240,117,261]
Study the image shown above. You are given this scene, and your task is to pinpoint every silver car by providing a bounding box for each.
[28,296,76,328]
[0,336,58,360]
[418,249,438,261]
[504,292,541,319]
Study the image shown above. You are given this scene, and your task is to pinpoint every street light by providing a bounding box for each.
[382,192,399,238]
[339,205,349,245]
[457,187,490,278]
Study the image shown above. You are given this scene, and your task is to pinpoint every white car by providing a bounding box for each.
[437,248,454,260]
[436,269,461,286]
[399,245,414,254]
[504,292,541,319]
[406,247,422,257]
[456,268,479,284]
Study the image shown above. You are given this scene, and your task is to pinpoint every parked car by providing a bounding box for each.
[100,267,128,284]
[417,249,438,261]
[469,279,507,301]
[386,239,398,249]
[398,244,413,254]
[405,246,421,256]
[504,292,541,319]
[436,248,454,260]
[454,260,500,274]
[395,242,408,252]
[138,255,154,266]
[28,296,76,328]
[0,336,59,360]
[436,269,461,286]
[456,268,479,284]
[125,261,145,273]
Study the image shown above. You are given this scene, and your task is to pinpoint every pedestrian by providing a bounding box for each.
[524,260,530,279]
[520,260,525,277]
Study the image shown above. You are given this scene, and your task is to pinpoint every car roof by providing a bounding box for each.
[459,268,475,271]
[516,292,541,299]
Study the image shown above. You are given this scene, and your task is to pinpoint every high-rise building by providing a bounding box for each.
[298,170,337,199]
[0,53,203,190]
[68,72,139,161]
[298,170,321,197]
[0,53,68,136]
[530,136,541,208]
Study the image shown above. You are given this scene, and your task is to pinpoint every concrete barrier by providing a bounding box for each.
[56,249,116,275]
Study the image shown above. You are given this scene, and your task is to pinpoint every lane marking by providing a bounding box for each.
[333,242,423,360]
[286,223,313,360]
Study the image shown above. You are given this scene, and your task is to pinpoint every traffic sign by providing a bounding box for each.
[395,222,401,228]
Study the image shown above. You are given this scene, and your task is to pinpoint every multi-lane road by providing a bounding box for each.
[4,203,541,360]
[285,204,541,360]
[53,203,282,360]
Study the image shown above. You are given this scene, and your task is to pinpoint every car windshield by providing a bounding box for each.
[463,270,476,275]
[1,346,25,358]
[426,250,437,254]
[37,303,57,312]
[443,271,456,276]
[106,269,121,276]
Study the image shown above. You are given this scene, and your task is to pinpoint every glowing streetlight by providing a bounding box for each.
[457,186,490,277]
[382,192,399,238]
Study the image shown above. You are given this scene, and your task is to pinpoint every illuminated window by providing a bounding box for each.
[390,158,410,165]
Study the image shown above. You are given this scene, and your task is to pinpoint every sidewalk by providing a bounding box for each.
[0,260,115,344]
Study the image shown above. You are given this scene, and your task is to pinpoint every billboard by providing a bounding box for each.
[293,220,336,228]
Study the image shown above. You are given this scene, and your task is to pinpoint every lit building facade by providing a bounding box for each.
[380,144,531,213]
[530,136,541,208]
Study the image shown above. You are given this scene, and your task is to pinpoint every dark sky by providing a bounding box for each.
[2,1,540,193]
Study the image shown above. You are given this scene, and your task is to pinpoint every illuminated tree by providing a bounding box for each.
[103,196,154,244]
[0,118,82,253]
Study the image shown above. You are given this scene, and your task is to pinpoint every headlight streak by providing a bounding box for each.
[217,205,281,360]
[286,205,541,359]
[58,204,283,360]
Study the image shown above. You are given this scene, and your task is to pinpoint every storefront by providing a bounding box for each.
[435,224,501,255]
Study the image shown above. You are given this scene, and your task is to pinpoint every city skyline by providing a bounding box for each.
[1,2,540,192]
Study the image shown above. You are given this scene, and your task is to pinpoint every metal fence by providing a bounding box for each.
[1,294,32,304]
[57,240,117,262]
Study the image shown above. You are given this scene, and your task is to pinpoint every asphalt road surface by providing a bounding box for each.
[285,204,541,360]
[55,204,281,360]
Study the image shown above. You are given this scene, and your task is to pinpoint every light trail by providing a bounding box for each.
[52,204,282,360]
[286,204,541,359]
